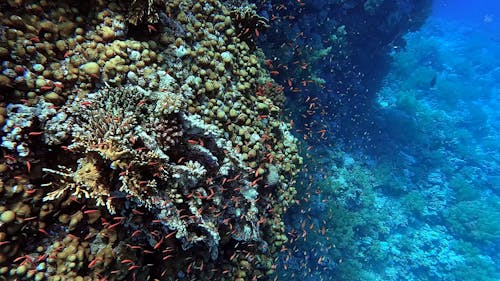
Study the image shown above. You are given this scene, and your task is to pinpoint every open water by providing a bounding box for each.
[275,0,500,280]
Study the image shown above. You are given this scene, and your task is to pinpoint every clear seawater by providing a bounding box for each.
[278,1,500,280]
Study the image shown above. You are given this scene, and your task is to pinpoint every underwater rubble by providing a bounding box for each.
[0,0,302,280]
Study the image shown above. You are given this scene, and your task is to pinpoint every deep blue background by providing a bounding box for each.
[433,0,500,25]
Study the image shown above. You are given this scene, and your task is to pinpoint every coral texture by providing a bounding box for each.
[0,0,301,280]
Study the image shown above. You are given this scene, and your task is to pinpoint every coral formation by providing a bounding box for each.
[276,18,499,281]
[254,0,432,140]
[0,0,301,280]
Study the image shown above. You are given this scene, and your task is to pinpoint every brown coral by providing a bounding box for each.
[0,0,301,280]
[230,5,270,45]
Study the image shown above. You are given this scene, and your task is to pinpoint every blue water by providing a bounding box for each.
[276,0,500,280]
[433,0,499,25]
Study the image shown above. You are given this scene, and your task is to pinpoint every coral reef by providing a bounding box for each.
[0,0,301,280]
[229,5,269,46]
[254,0,433,140]
[277,19,500,281]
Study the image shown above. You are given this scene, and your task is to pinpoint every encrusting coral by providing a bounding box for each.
[0,0,302,280]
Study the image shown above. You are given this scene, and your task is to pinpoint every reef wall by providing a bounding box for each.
[0,0,301,280]
[255,0,432,139]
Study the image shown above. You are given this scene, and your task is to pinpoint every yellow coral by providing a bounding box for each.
[43,156,114,213]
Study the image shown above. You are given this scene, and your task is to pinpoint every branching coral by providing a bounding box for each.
[0,0,301,280]
[40,83,282,263]
[43,157,113,212]
[128,0,166,25]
